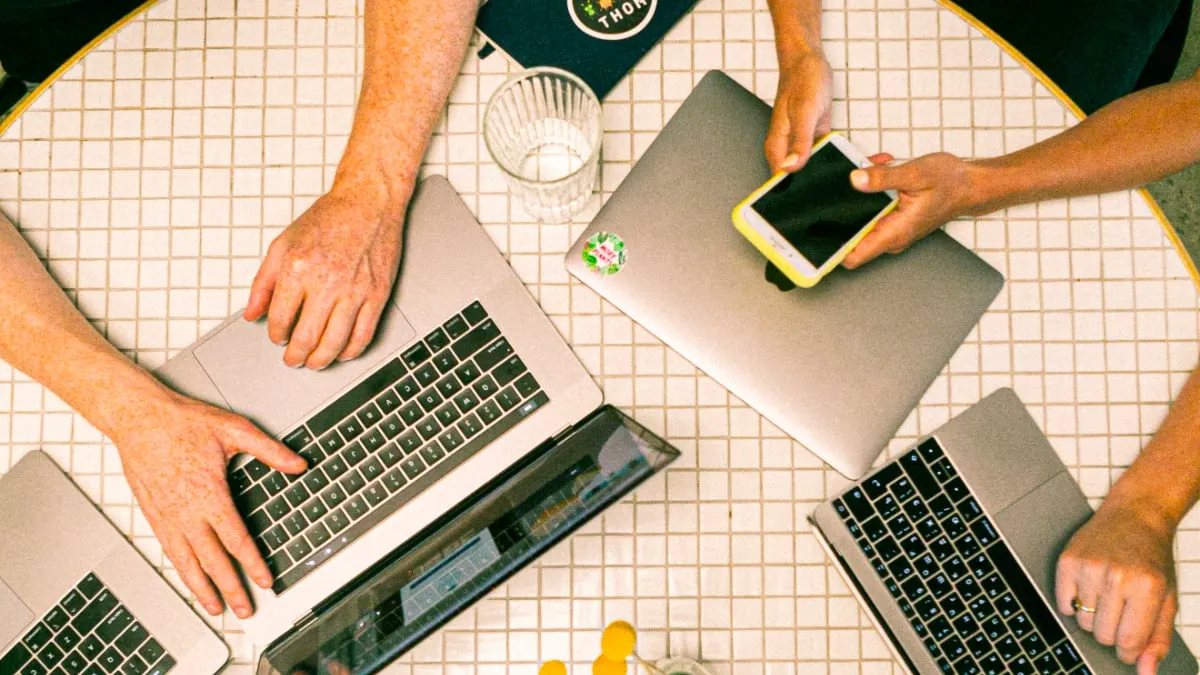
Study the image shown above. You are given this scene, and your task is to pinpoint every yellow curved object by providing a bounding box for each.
[592,656,628,675]
[540,660,569,675]
[600,620,638,660]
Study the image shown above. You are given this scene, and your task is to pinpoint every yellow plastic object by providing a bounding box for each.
[600,620,638,660]
[540,661,569,675]
[592,656,629,675]
[731,133,895,289]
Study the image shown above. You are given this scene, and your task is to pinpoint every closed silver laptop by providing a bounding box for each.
[0,451,227,675]
[158,176,603,647]
[810,388,1197,674]
[565,70,1004,478]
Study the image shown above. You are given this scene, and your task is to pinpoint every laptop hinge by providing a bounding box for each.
[293,609,318,630]
[552,424,574,444]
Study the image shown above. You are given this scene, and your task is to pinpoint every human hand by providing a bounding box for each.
[114,386,306,618]
[842,152,979,269]
[245,189,405,370]
[1056,501,1178,673]
[765,49,833,173]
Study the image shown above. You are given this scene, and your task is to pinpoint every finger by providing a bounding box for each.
[339,297,387,362]
[266,279,306,347]
[867,153,895,166]
[223,416,308,473]
[842,213,905,269]
[190,525,254,619]
[305,299,359,370]
[764,103,794,173]
[1056,555,1083,616]
[1093,572,1128,646]
[130,478,223,615]
[245,240,285,322]
[212,498,274,590]
[1074,563,1107,633]
[1117,589,1166,664]
[1138,593,1177,675]
[784,99,827,171]
[283,292,338,368]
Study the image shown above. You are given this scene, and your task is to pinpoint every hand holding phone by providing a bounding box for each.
[733,133,898,288]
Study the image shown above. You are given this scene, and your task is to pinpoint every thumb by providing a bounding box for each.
[245,241,284,321]
[1139,593,1178,675]
[224,418,308,474]
[850,163,917,194]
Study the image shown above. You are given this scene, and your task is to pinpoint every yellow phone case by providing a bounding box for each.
[731,135,896,288]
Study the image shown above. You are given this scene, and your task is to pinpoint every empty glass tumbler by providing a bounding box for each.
[483,67,602,222]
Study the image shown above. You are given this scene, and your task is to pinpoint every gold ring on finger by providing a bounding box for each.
[1072,598,1096,614]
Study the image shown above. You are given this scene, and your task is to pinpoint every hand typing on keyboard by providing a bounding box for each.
[112,386,307,619]
[1056,498,1177,673]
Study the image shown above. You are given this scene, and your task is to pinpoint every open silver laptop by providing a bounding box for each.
[565,70,1004,478]
[0,451,227,675]
[157,176,603,647]
[810,388,1198,674]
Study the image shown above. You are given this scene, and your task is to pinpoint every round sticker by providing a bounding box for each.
[569,0,657,41]
[582,232,627,275]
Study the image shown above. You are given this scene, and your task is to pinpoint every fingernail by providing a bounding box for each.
[258,575,273,588]
[851,169,869,188]
[781,153,801,170]
[205,603,221,615]
[235,605,251,619]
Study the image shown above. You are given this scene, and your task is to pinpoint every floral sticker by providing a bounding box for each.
[582,231,627,276]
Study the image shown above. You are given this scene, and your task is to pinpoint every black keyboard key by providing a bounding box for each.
[302,499,328,523]
[122,655,149,675]
[942,636,966,661]
[928,616,953,641]
[1053,642,1083,670]
[236,485,269,514]
[380,443,404,467]
[900,534,926,559]
[916,597,939,620]
[309,359,407,437]
[144,655,174,675]
[954,655,980,675]
[62,650,89,675]
[97,607,133,643]
[957,534,981,559]
[298,444,325,468]
[40,643,64,668]
[953,612,978,638]
[398,431,422,454]
[996,636,1021,661]
[322,456,349,481]
[876,495,899,520]
[419,444,445,466]
[864,463,902,499]
[360,428,386,453]
[399,402,423,425]
[891,477,915,502]
[265,496,290,521]
[980,653,1004,674]
[345,496,369,519]
[929,494,954,519]
[901,577,927,602]
[360,457,385,482]
[414,363,439,387]
[969,595,994,621]
[995,593,1019,618]
[417,390,443,413]
[497,387,521,410]
[262,472,287,496]
[1034,652,1058,674]
[444,314,469,338]
[363,482,388,506]
[927,573,951,598]
[943,556,966,581]
[944,515,967,539]
[71,591,118,636]
[302,469,330,493]
[455,361,482,385]
[1008,613,1032,638]
[80,635,104,659]
[453,390,479,413]
[875,536,900,561]
[62,591,87,616]
[55,626,81,653]
[492,355,527,386]
[930,536,954,561]
[114,623,147,656]
[261,525,289,551]
[941,595,967,620]
[982,574,1006,598]
[967,634,990,659]
[477,400,502,424]
[986,541,1064,642]
[915,554,937,579]
[843,488,874,521]
[958,576,982,601]
[514,373,539,398]
[945,477,969,502]
[518,391,550,417]
[453,319,500,360]
[888,558,914,581]
[476,338,514,372]
[343,443,367,466]
[886,514,913,539]
[961,496,983,521]
[432,350,458,375]
[266,549,291,576]
[435,402,461,426]
[383,468,407,493]
[357,402,383,428]
[858,538,876,558]
[337,417,364,441]
[395,377,420,401]
[924,637,942,659]
[1010,656,1034,675]
[1021,632,1046,657]
[284,482,311,508]
[380,414,404,439]
[462,301,488,325]
[931,458,956,483]
[426,328,451,353]
[377,387,402,414]
[439,429,465,452]
[862,517,887,542]
[969,553,994,579]
[321,484,347,509]
[327,509,350,534]
[245,459,270,481]
[229,468,254,495]
[972,518,999,546]
[917,516,940,540]
[77,575,104,599]
[402,343,431,369]
[45,607,69,632]
[401,456,426,480]
[901,449,940,499]
[318,430,345,455]
[283,427,314,452]
[435,374,462,398]
[416,417,442,440]
[458,414,483,438]
[307,523,331,548]
[97,648,123,673]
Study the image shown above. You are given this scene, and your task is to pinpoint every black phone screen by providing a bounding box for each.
[750,142,894,268]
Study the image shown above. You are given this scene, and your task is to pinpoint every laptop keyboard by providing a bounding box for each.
[229,300,549,592]
[833,439,1092,675]
[0,573,174,675]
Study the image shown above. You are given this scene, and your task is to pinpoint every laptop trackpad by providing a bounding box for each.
[0,578,33,649]
[193,304,415,435]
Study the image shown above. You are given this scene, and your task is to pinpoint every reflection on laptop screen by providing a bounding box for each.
[259,408,677,675]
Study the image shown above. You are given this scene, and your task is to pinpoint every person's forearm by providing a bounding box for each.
[767,0,822,59]
[1101,365,1200,531]
[331,0,478,217]
[0,214,170,440]
[964,73,1200,215]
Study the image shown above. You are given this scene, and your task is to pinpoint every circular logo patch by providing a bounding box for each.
[569,0,657,40]
[582,232,627,275]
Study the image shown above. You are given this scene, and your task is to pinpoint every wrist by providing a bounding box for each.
[960,159,1013,217]
[777,33,824,65]
[1101,476,1185,536]
[88,364,178,445]
[328,163,413,224]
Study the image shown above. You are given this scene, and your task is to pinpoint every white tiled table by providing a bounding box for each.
[2,0,1199,672]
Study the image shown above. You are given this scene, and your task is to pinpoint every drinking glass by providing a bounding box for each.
[483,67,602,222]
[655,657,713,675]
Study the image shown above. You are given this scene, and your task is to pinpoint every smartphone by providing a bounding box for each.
[732,133,899,288]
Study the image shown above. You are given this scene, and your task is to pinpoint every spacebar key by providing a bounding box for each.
[986,541,1066,644]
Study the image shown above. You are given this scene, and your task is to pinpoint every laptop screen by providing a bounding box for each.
[258,407,677,675]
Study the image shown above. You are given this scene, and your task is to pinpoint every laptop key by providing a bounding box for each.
[55,626,81,653]
[401,456,427,480]
[71,591,118,636]
[395,377,420,401]
[472,375,499,400]
[864,463,902,499]
[462,301,488,325]
[929,494,954,519]
[969,596,994,621]
[1034,652,1058,674]
[927,573,951,599]
[930,536,954,561]
[417,390,443,413]
[477,400,502,424]
[967,634,990,659]
[455,361,482,385]
[886,514,913,539]
[343,443,368,466]
[931,458,956,483]
[363,482,388,507]
[979,653,1004,674]
[262,472,287,496]
[97,648,123,673]
[62,590,87,615]
[944,556,967,581]
[953,655,980,675]
[360,457,385,482]
[96,607,133,643]
[322,456,349,481]
[514,373,539,398]
[981,574,1005,598]
[229,469,253,495]
[40,643,65,668]
[145,655,175,675]
[327,509,350,534]
[953,613,978,638]
[915,554,937,579]
[496,387,521,411]
[284,482,311,508]
[434,402,460,426]
[121,655,148,675]
[917,516,940,540]
[1008,613,1032,638]
[492,355,527,386]
[452,319,499,360]
[244,459,270,481]
[236,485,269,514]
[958,576,982,601]
[61,650,88,675]
[1021,632,1047,657]
[901,577,926,602]
[383,469,407,493]
[307,523,332,548]
[942,636,966,661]
[887,558,914,581]
[875,536,900,561]
[380,443,404,466]
[44,607,69,633]
[941,595,967,620]
[943,515,966,539]
[476,338,514,372]
[1053,642,1083,670]
[861,517,887,542]
[318,430,345,455]
[425,328,451,352]
[114,623,147,656]
[416,417,442,440]
[302,499,328,523]
[402,343,431,369]
[996,636,1021,661]
[265,496,290,521]
[377,387,403,414]
[419,444,445,466]
[298,444,325,468]
[928,616,953,641]
[321,484,347,509]
[262,525,289,551]
[398,432,422,454]
[302,469,330,494]
[283,427,314,452]
[77,575,103,599]
[360,429,386,453]
[414,364,439,388]
[900,450,940,499]
[891,477,915,502]
[876,495,899,520]
[453,389,479,413]
[337,417,364,442]
[444,314,469,339]
[432,349,457,374]
[399,403,423,425]
[972,517,999,546]
[380,414,404,439]
[345,496,369,519]
[440,429,465,452]
[79,635,104,659]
